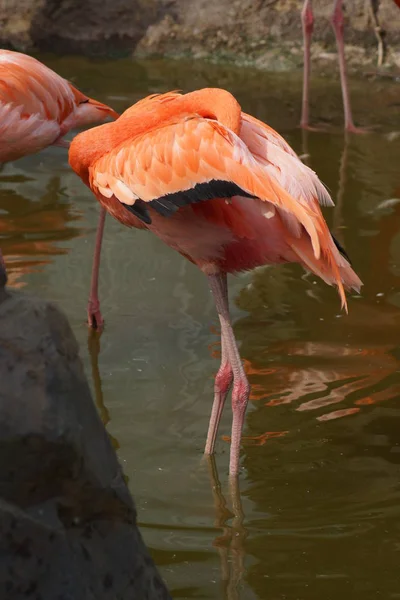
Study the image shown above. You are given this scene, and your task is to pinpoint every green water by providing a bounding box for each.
[1,56,400,599]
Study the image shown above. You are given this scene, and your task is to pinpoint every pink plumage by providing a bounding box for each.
[0,49,118,163]
[69,88,362,476]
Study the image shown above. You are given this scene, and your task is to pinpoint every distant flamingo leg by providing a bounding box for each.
[205,273,233,455]
[87,207,106,330]
[0,249,6,287]
[300,0,314,129]
[207,272,250,477]
[331,0,367,134]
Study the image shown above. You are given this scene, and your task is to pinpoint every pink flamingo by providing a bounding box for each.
[69,88,362,476]
[0,49,118,287]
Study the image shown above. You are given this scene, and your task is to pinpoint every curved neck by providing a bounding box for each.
[69,88,243,183]
[181,88,242,134]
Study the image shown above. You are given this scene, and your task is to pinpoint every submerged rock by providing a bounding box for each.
[0,284,171,599]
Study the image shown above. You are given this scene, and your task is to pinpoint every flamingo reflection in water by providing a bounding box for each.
[87,333,249,598]
[0,176,83,288]
[206,456,247,600]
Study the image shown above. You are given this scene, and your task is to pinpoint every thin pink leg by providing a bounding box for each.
[87,207,106,330]
[208,272,250,477]
[331,0,367,134]
[205,273,233,455]
[300,0,314,129]
[0,249,6,287]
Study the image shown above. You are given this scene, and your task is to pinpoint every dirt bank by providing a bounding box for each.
[0,0,399,71]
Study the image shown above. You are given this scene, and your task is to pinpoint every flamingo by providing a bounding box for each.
[301,0,400,132]
[0,49,119,287]
[69,88,362,476]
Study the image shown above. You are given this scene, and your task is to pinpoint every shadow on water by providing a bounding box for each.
[1,55,400,598]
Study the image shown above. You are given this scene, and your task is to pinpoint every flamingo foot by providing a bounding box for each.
[299,122,330,133]
[87,298,104,331]
[301,122,376,135]
[345,123,376,135]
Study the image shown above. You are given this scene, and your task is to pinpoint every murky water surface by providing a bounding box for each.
[1,56,400,599]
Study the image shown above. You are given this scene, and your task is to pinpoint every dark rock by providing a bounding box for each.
[0,289,171,599]
[31,0,161,57]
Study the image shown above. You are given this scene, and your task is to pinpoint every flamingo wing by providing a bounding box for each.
[239,113,361,303]
[240,113,333,208]
[90,116,326,260]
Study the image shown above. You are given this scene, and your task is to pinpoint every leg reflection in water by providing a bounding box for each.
[87,324,248,596]
[87,329,120,452]
[206,455,248,600]
[300,127,350,245]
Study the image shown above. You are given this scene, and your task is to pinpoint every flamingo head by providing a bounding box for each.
[68,85,119,129]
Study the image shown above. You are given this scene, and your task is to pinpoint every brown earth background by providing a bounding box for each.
[1,0,399,72]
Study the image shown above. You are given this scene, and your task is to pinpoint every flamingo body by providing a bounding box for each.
[0,50,118,163]
[69,88,362,475]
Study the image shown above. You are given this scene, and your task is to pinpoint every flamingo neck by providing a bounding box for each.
[69,88,243,183]
[180,88,242,135]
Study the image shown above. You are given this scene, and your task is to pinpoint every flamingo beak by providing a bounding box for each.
[88,98,120,121]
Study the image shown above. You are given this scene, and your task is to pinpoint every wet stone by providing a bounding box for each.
[0,288,171,600]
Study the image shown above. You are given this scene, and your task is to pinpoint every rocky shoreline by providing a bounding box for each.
[0,261,171,599]
[1,0,399,73]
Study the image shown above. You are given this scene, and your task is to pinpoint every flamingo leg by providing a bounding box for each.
[50,136,106,329]
[0,249,6,287]
[331,0,366,133]
[205,273,233,455]
[87,207,106,330]
[207,272,250,477]
[300,0,314,129]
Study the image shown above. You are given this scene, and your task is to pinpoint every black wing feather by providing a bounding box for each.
[122,179,256,223]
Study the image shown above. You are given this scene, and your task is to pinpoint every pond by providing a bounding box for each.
[1,55,400,599]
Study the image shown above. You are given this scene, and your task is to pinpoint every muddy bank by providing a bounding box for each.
[0,0,399,72]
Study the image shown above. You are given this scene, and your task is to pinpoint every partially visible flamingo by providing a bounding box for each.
[69,88,362,476]
[0,49,119,293]
[301,0,400,132]
[301,0,364,132]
